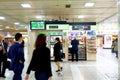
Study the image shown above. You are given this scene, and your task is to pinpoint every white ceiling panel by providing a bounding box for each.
[0,0,117,30]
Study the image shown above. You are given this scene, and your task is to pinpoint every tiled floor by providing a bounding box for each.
[0,47,119,80]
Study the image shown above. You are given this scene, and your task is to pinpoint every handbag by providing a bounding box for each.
[61,53,65,59]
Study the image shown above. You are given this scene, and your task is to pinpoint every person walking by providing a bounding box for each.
[54,37,63,72]
[113,38,118,58]
[8,33,25,80]
[71,37,79,62]
[111,39,115,53]
[25,34,52,80]
[0,36,8,78]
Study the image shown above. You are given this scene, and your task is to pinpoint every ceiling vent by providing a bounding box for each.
[65,4,71,8]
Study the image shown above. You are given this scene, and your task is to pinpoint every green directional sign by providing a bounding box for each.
[38,32,46,35]
[31,21,45,30]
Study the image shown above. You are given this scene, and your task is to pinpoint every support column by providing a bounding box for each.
[118,0,120,79]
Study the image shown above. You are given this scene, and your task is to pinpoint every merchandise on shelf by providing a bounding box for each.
[86,35,97,60]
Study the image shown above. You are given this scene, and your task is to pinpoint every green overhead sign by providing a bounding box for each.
[91,25,98,30]
[38,32,46,35]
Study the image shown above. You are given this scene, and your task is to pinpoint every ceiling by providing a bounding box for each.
[0,0,117,31]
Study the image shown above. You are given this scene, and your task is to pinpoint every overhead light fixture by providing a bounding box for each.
[36,16,43,18]
[20,25,25,26]
[0,16,5,20]
[6,26,10,28]
[21,4,31,8]
[0,29,3,30]
[78,15,85,18]
[14,22,20,25]
[85,2,95,7]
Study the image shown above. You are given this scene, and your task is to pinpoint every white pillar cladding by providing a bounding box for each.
[0,31,4,36]
[118,0,120,79]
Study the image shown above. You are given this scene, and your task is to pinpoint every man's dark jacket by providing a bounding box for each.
[8,42,25,71]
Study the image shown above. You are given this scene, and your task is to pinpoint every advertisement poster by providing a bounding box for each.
[103,35,112,48]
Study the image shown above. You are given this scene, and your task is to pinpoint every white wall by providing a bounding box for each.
[98,14,118,34]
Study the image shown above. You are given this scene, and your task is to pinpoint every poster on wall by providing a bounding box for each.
[103,35,112,48]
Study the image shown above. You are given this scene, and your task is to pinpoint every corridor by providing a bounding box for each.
[0,48,119,80]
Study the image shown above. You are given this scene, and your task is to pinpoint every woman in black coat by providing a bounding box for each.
[54,37,62,72]
[25,34,52,80]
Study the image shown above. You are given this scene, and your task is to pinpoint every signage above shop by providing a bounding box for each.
[49,26,58,29]
[30,21,46,30]
[46,24,70,30]
[72,25,91,30]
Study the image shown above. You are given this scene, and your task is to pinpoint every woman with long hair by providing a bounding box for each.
[54,37,63,72]
[25,34,52,80]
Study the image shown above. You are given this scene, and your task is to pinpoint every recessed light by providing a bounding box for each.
[0,16,5,20]
[85,3,95,7]
[20,25,25,26]
[6,26,10,28]
[21,4,31,8]
[14,22,20,25]
[78,15,85,18]
[36,16,43,18]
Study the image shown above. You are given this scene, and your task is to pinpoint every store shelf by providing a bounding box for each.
[68,36,86,60]
[86,36,97,60]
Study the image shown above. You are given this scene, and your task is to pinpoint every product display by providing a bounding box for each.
[68,35,86,60]
[86,36,97,60]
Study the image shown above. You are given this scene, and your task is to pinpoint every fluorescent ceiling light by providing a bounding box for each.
[78,15,85,18]
[14,22,20,25]
[0,16,5,20]
[0,29,3,30]
[20,25,25,26]
[21,4,31,8]
[36,16,43,18]
[23,35,28,37]
[6,26,10,28]
[85,2,95,7]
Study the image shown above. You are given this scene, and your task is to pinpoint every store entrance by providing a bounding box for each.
[67,31,87,60]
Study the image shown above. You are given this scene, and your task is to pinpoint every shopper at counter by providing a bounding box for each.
[71,37,79,62]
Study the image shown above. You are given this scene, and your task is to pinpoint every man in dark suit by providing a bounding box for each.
[71,37,79,62]
[8,33,25,80]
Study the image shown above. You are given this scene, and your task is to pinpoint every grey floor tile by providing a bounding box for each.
[0,47,119,80]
